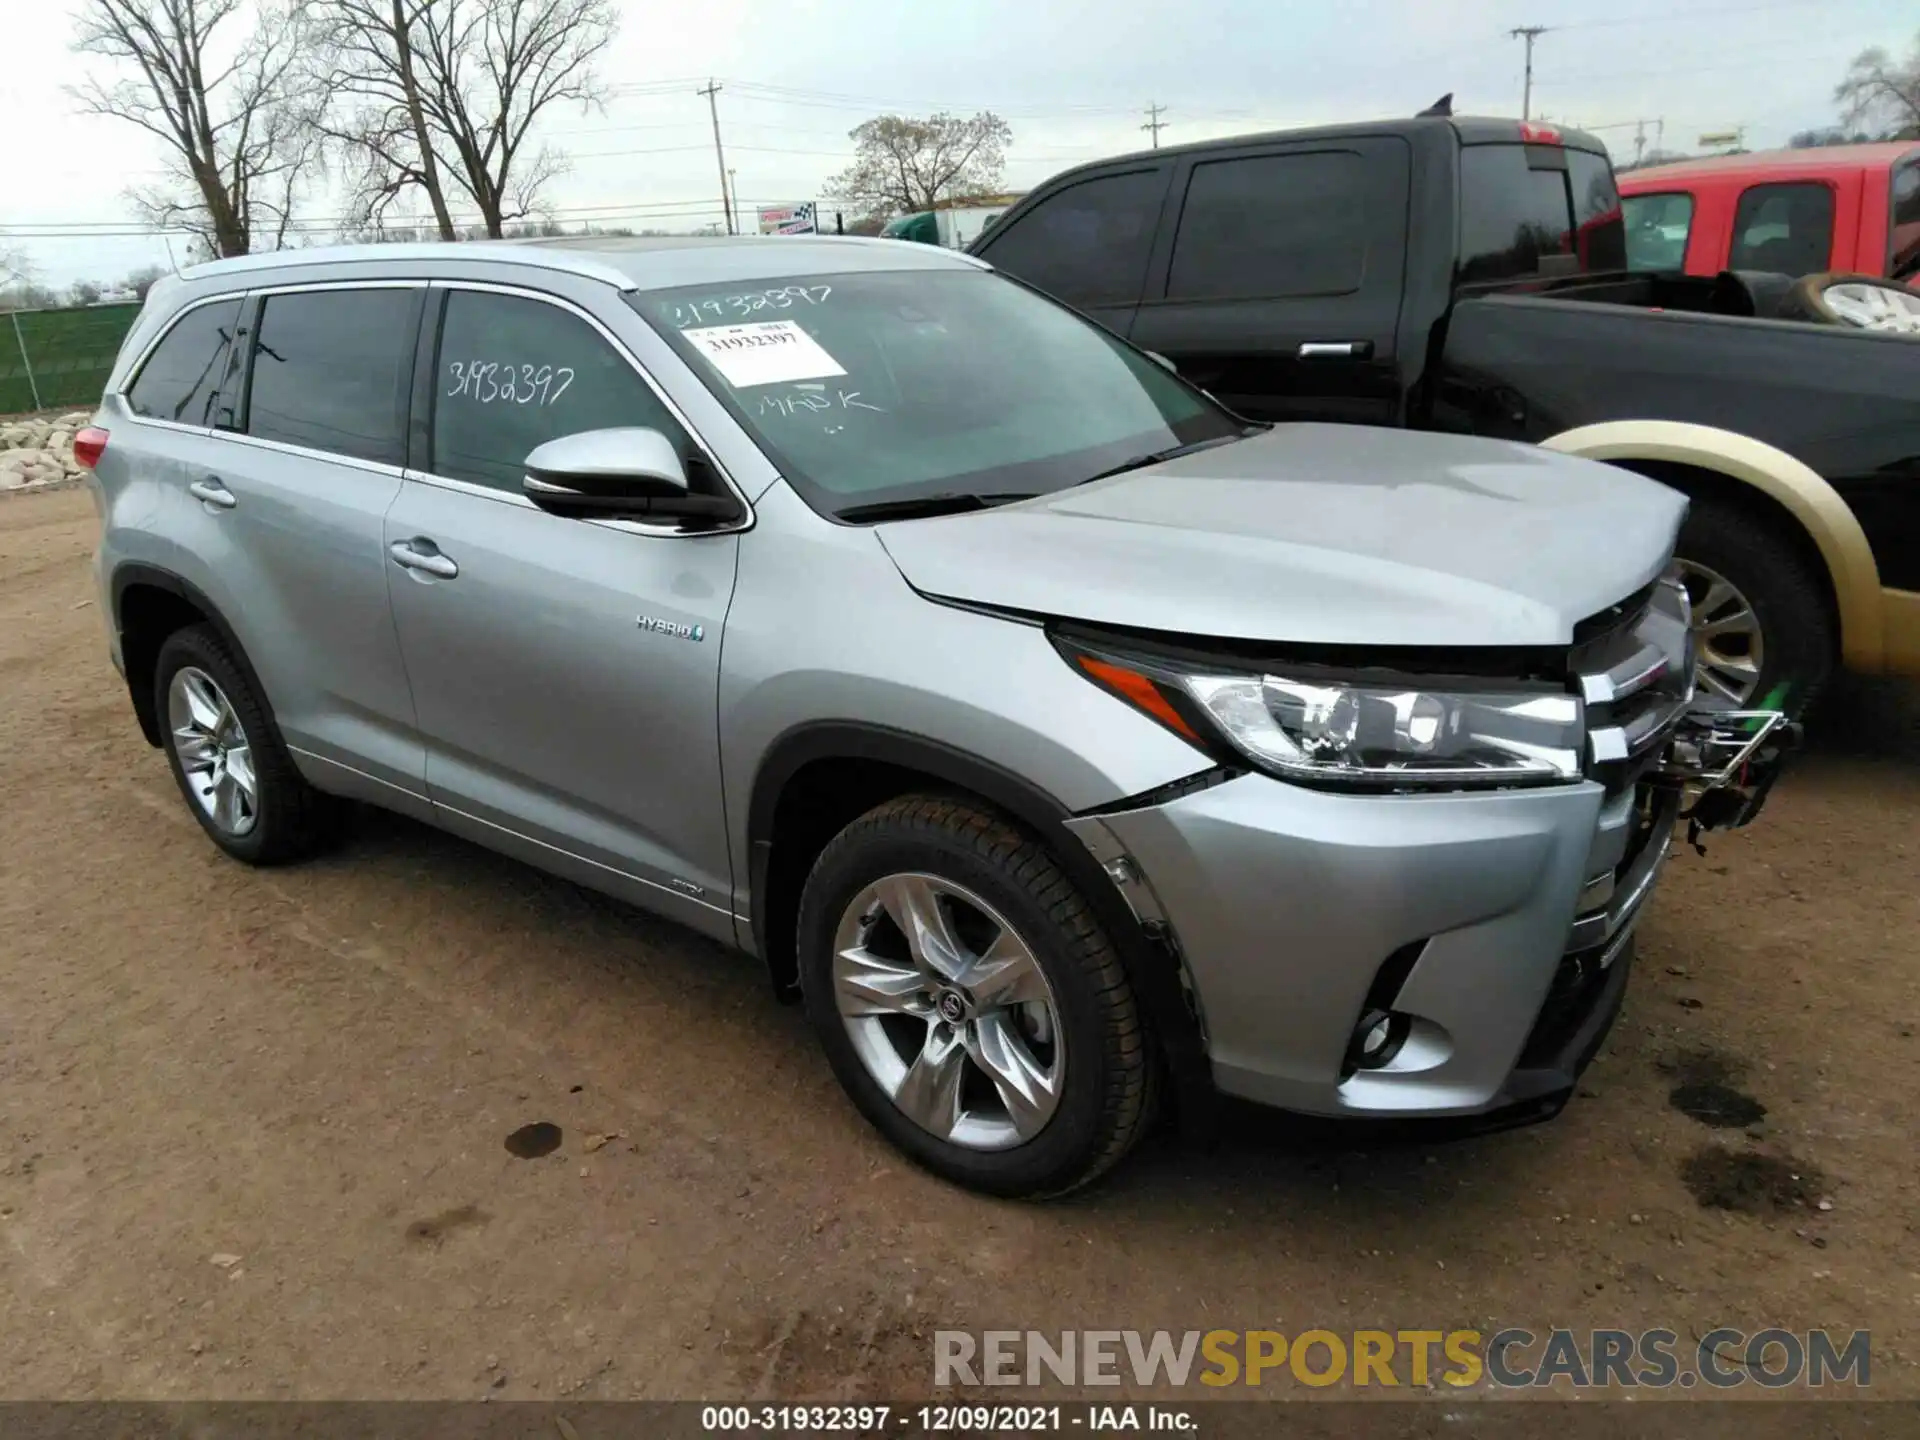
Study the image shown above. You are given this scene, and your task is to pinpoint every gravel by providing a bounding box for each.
[0,410,94,492]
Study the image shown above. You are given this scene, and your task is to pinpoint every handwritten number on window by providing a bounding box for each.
[673,286,831,328]
[445,361,576,406]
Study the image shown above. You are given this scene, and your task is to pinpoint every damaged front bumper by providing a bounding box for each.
[1065,700,1797,1127]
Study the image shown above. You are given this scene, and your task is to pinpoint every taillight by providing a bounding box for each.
[72,427,108,469]
[1519,121,1562,145]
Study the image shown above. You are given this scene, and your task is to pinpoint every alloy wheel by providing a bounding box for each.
[168,666,259,836]
[831,872,1064,1151]
[1672,558,1764,704]
[1820,281,1920,334]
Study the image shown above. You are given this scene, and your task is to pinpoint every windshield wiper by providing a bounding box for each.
[834,492,1037,523]
[1077,431,1252,487]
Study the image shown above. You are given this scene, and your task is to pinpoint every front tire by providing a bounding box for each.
[154,625,341,865]
[1672,498,1835,718]
[797,795,1154,1197]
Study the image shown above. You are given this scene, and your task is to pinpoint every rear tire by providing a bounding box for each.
[154,625,343,865]
[1672,499,1835,718]
[797,794,1154,1198]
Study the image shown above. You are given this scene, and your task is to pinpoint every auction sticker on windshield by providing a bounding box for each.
[684,320,846,388]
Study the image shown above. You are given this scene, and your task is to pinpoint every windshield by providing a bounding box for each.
[1622,192,1694,271]
[633,268,1242,518]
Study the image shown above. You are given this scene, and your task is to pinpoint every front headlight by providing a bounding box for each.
[1064,645,1585,791]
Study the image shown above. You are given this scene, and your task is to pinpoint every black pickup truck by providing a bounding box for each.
[969,115,1920,715]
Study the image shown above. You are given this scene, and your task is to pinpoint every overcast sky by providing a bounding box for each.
[4,0,1915,288]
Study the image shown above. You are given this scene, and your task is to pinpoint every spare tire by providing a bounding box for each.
[1777,272,1920,333]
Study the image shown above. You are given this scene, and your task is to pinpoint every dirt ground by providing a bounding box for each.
[2,485,1916,1405]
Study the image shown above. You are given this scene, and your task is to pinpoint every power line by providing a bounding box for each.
[1510,25,1550,122]
[1142,102,1169,148]
[697,79,734,236]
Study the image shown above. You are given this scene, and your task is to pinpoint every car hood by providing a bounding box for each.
[874,424,1686,648]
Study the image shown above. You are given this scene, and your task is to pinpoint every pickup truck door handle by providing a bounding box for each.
[187,477,237,509]
[1297,340,1373,359]
[388,539,459,579]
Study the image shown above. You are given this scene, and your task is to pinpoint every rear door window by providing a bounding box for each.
[430,289,689,493]
[1623,192,1695,271]
[1165,150,1371,300]
[973,168,1168,310]
[1728,182,1834,277]
[1889,160,1920,277]
[126,299,243,427]
[245,288,417,465]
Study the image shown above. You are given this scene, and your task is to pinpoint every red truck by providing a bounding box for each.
[1619,142,1920,283]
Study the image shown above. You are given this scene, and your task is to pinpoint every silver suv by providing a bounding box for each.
[80,237,1791,1196]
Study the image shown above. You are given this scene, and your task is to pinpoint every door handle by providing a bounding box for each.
[388,540,459,579]
[1297,340,1374,359]
[188,476,237,509]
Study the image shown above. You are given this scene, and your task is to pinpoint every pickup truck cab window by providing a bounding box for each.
[246,288,415,465]
[1727,181,1835,277]
[1622,192,1694,272]
[429,287,691,493]
[1888,160,1920,277]
[1458,143,1625,285]
[970,168,1167,310]
[637,266,1238,517]
[1166,150,1370,300]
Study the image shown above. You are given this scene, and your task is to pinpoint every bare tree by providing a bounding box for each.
[126,264,171,299]
[825,112,1013,221]
[310,0,458,237]
[312,0,614,240]
[71,0,319,258]
[1836,32,1920,141]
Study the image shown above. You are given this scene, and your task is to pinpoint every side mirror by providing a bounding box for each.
[522,428,739,523]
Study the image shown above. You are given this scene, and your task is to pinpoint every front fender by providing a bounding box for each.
[1540,420,1884,672]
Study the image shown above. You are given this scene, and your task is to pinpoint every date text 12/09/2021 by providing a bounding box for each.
[701,1406,1194,1433]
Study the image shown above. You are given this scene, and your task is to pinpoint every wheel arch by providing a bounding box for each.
[745,722,1212,1118]
[111,563,270,748]
[1540,420,1884,673]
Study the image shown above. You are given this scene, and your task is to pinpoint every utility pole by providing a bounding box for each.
[1142,102,1169,149]
[1510,25,1549,121]
[698,79,734,235]
[1633,119,1647,167]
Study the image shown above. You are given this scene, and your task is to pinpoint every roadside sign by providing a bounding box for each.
[1697,131,1741,148]
[757,203,817,236]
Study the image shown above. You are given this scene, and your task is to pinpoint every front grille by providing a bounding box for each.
[1553,573,1693,969]
[1569,575,1695,796]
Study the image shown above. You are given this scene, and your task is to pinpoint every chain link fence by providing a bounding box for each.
[1,303,142,413]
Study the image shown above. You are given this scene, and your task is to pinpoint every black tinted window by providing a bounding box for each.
[1167,151,1369,301]
[1458,144,1576,285]
[433,290,687,492]
[1728,182,1834,277]
[246,289,414,464]
[127,299,241,427]
[1568,149,1627,271]
[976,169,1164,308]
[1891,161,1920,277]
